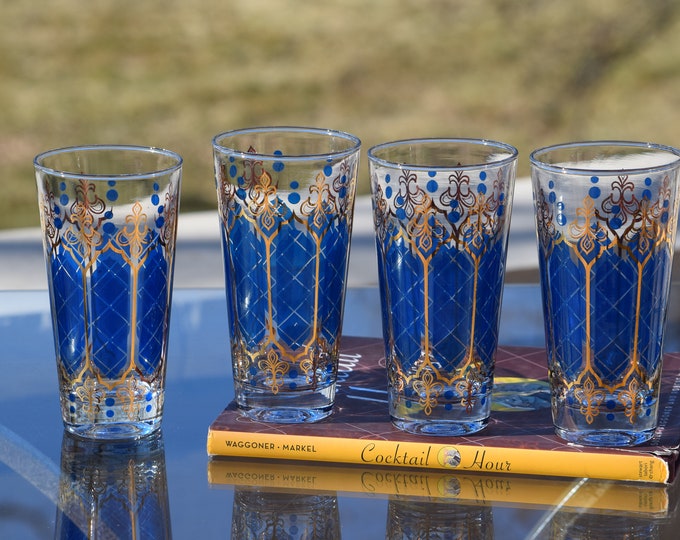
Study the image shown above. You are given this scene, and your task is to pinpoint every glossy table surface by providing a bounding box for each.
[1,285,679,539]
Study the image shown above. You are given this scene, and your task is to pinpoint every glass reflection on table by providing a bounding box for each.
[56,431,171,539]
[386,498,494,539]
[231,488,341,539]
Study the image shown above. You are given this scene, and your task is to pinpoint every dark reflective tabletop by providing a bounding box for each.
[1,285,679,539]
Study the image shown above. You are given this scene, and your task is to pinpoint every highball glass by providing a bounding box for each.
[369,138,517,435]
[530,141,680,446]
[35,145,182,439]
[214,127,360,423]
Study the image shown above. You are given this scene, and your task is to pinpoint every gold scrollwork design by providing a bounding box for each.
[258,348,290,395]
[115,378,144,420]
[534,187,557,256]
[38,184,60,252]
[248,170,281,234]
[573,375,606,424]
[301,171,335,235]
[113,202,151,263]
[300,337,332,385]
[72,377,100,422]
[411,369,445,416]
[456,356,487,414]
[62,180,107,264]
[617,376,643,423]
[159,188,179,269]
[406,196,446,257]
[569,197,609,261]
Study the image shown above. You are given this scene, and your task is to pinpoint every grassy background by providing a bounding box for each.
[1,0,680,229]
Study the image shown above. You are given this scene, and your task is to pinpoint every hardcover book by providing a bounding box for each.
[207,337,680,484]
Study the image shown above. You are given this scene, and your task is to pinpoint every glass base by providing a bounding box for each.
[235,382,335,424]
[388,387,491,436]
[239,405,333,424]
[64,418,161,440]
[555,427,654,447]
[60,382,164,440]
[553,390,658,447]
[392,417,488,436]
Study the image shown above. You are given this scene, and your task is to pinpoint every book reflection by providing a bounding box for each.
[210,458,680,538]
[55,430,171,539]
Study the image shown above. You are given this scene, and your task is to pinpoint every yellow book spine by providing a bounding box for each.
[206,429,670,484]
[207,460,670,514]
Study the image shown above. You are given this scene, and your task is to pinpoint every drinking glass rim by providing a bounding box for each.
[33,144,183,181]
[529,140,680,176]
[212,126,362,160]
[367,137,518,171]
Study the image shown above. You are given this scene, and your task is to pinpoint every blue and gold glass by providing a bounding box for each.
[34,145,182,439]
[369,139,517,436]
[213,127,361,423]
[530,141,680,446]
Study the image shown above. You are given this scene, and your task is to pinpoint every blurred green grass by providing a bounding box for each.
[1,0,679,229]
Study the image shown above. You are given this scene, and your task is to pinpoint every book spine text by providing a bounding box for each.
[206,430,670,483]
